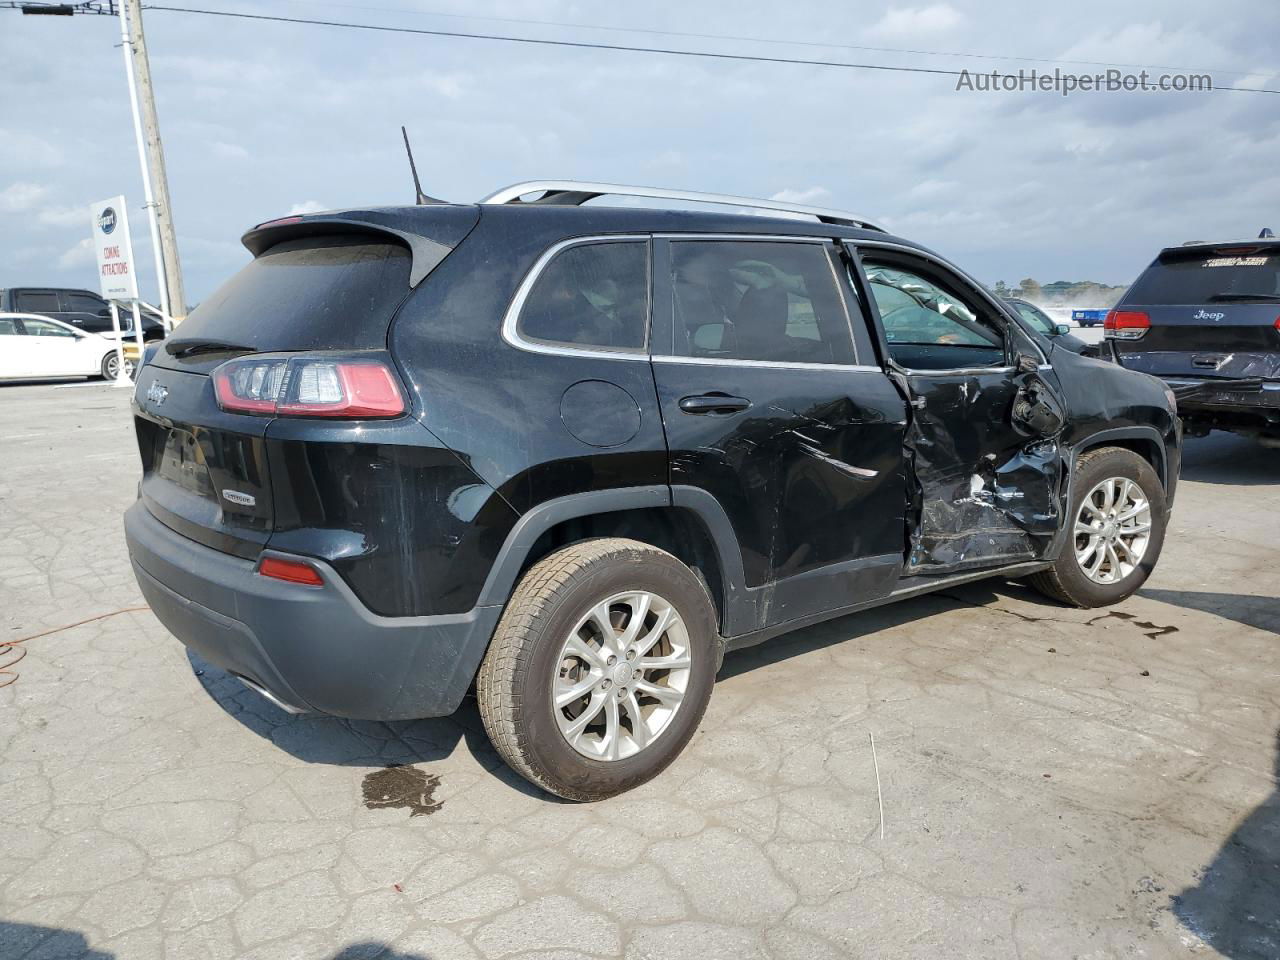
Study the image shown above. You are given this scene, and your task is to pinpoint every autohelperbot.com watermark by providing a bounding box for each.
[955,68,1213,96]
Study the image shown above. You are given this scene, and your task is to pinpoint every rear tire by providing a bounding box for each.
[100,352,135,381]
[476,538,718,801]
[1028,446,1166,608]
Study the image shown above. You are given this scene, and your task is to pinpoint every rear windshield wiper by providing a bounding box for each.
[1206,293,1280,303]
[165,338,258,359]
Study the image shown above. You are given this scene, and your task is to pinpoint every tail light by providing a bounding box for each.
[212,355,405,417]
[258,556,324,586]
[1104,309,1150,340]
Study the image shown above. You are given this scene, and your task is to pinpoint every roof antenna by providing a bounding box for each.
[401,126,443,205]
[1260,227,1274,238]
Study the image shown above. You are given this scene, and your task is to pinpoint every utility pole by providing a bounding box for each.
[121,0,186,322]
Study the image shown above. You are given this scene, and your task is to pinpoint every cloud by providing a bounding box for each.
[213,141,249,160]
[866,4,962,38]
[38,205,88,228]
[58,236,94,269]
[770,187,831,205]
[0,181,49,213]
[286,200,328,215]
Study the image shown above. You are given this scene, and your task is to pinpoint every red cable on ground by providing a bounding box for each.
[0,606,150,689]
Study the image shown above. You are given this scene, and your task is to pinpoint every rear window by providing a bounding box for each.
[173,236,411,354]
[17,291,60,313]
[517,240,649,351]
[1127,249,1280,304]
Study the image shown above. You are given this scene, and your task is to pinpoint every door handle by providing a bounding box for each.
[678,394,751,415]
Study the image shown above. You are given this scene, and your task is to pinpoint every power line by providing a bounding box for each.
[140,4,1280,96]
[278,0,1262,80]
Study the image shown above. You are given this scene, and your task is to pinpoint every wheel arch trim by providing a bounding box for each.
[474,484,754,635]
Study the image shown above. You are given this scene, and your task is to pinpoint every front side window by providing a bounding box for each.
[861,258,1005,369]
[669,241,855,364]
[1012,301,1054,335]
[518,241,648,351]
[66,293,108,314]
[0,318,19,336]
[22,319,76,338]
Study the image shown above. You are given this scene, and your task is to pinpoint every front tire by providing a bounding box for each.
[1028,446,1166,607]
[477,538,719,801]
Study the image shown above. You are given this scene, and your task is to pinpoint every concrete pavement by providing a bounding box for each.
[1,380,1276,959]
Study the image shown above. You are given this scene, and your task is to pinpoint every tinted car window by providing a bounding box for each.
[1012,301,1054,335]
[16,291,60,314]
[669,241,855,364]
[1127,250,1280,304]
[0,318,19,336]
[518,241,648,351]
[171,236,410,361]
[66,293,108,313]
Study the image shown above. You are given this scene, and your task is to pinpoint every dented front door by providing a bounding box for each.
[895,363,1065,575]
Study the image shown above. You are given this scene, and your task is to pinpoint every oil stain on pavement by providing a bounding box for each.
[362,765,443,817]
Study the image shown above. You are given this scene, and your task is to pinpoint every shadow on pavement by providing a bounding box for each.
[1180,432,1280,486]
[1139,588,1280,635]
[189,650,557,802]
[1172,728,1280,959]
[328,945,433,960]
[0,923,112,959]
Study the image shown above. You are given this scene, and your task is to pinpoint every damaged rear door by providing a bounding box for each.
[650,236,909,633]
[852,245,1066,575]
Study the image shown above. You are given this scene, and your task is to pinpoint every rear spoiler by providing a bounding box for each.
[241,206,479,287]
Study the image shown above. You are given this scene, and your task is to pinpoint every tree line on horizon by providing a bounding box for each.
[992,278,1129,308]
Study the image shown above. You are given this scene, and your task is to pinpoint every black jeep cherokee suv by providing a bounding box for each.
[125,182,1180,800]
[1105,235,1280,444]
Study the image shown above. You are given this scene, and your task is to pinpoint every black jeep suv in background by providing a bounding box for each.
[125,182,1180,800]
[1106,235,1280,444]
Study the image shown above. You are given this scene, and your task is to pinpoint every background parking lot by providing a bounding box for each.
[2,380,1276,960]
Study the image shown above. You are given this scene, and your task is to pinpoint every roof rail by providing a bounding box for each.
[479,180,886,232]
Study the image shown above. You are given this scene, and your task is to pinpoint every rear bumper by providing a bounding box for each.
[125,501,502,719]
[1164,377,1280,414]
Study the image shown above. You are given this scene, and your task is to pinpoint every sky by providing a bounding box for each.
[2,0,1278,307]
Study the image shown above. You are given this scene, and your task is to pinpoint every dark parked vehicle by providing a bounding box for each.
[1106,235,1280,444]
[0,287,165,341]
[124,182,1180,800]
[1003,298,1094,355]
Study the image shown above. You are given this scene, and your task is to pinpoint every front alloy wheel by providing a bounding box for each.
[1028,445,1167,608]
[1074,476,1152,584]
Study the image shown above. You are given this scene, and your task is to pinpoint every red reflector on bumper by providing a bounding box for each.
[258,556,324,586]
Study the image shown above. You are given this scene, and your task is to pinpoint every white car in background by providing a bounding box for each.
[0,313,138,382]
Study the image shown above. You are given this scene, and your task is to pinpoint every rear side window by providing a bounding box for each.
[1127,250,1280,304]
[517,241,649,351]
[16,291,60,314]
[669,241,855,364]
[173,236,411,354]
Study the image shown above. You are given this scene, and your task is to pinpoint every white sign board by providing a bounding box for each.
[90,195,138,301]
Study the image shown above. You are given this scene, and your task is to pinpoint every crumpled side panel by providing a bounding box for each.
[901,375,1062,576]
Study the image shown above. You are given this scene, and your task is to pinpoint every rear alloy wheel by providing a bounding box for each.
[101,352,136,381]
[477,538,718,801]
[552,590,693,762]
[1028,446,1166,608]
